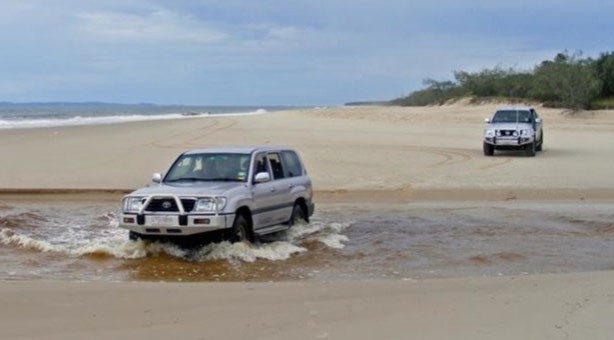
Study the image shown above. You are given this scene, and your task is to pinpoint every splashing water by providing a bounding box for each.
[0,204,351,263]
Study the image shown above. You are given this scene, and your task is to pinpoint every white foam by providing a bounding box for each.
[317,234,349,249]
[0,109,267,130]
[0,214,350,262]
[194,241,306,262]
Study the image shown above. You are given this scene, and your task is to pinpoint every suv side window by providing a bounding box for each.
[281,151,303,178]
[268,153,285,180]
[253,153,270,179]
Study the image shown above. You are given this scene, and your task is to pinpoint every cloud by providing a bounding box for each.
[0,0,612,104]
[74,8,226,44]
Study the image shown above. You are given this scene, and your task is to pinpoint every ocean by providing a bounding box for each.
[0,102,293,129]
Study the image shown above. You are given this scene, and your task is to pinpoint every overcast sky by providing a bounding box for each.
[1,0,613,105]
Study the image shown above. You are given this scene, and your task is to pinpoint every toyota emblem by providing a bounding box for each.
[162,201,172,209]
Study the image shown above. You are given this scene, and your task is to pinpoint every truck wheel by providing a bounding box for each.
[483,142,494,156]
[228,214,254,243]
[536,131,543,152]
[129,231,141,241]
[288,204,306,227]
[525,142,536,157]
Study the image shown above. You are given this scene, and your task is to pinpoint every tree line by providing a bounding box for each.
[391,51,614,110]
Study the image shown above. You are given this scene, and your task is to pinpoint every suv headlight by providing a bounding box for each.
[519,129,534,136]
[484,129,495,137]
[194,197,227,213]
[123,196,145,213]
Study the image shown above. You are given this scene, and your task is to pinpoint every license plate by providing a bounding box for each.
[147,215,177,227]
[497,139,518,145]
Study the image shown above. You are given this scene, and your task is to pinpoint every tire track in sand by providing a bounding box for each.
[478,157,513,171]
[147,117,238,149]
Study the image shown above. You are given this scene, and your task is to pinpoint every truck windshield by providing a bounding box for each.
[492,110,533,123]
[165,153,251,183]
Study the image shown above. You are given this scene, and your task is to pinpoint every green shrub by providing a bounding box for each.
[392,51,611,110]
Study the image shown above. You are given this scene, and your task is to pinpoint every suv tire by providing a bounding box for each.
[288,203,306,227]
[536,131,543,152]
[483,142,494,156]
[129,231,141,241]
[228,214,254,243]
[525,142,536,157]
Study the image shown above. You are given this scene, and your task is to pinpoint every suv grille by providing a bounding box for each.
[499,130,515,137]
[145,198,179,212]
[144,197,196,212]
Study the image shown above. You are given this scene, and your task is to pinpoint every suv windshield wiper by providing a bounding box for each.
[206,178,244,182]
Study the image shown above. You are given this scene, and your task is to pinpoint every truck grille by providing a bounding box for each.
[499,130,516,137]
[144,197,196,212]
[145,198,179,212]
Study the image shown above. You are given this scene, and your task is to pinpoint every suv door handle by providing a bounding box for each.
[288,183,295,188]
[270,187,277,192]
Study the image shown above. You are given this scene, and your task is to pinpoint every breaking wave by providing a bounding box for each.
[0,109,268,130]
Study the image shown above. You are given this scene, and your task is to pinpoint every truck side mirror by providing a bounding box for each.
[152,173,162,183]
[254,172,271,183]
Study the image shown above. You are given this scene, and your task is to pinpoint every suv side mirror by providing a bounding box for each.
[535,118,542,123]
[254,172,271,183]
[152,173,162,183]
[484,118,490,123]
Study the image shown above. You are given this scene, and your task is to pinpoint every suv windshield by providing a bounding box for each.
[165,153,251,182]
[492,110,533,124]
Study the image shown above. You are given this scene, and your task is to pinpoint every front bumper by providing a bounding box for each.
[484,136,534,147]
[119,213,234,236]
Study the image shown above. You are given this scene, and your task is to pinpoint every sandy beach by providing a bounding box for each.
[2,103,614,196]
[2,104,614,338]
[2,271,614,340]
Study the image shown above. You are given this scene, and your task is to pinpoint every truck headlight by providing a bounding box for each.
[123,197,145,213]
[194,197,227,212]
[520,129,534,136]
[484,129,495,137]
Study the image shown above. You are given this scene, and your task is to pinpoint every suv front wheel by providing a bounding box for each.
[228,214,254,243]
[483,142,494,156]
[536,130,543,152]
[525,142,536,157]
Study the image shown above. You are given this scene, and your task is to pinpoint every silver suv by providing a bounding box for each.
[483,106,544,157]
[119,146,315,243]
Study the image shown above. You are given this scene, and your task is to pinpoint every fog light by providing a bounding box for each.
[123,217,135,224]
[194,218,211,225]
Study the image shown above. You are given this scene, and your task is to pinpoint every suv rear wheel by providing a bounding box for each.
[288,204,306,227]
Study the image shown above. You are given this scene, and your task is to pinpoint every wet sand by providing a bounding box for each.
[2,271,614,339]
